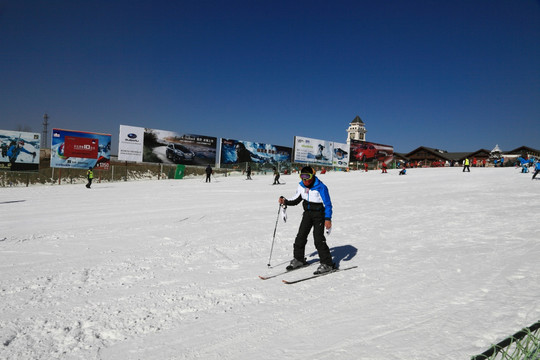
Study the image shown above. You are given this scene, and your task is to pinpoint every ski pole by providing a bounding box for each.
[267,204,282,267]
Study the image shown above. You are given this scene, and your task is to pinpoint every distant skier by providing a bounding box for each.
[278,166,334,275]
[381,162,388,173]
[272,166,280,185]
[246,164,252,180]
[463,158,470,172]
[532,161,540,180]
[86,167,94,188]
[399,167,407,175]
[205,165,213,183]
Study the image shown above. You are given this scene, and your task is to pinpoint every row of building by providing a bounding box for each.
[345,116,539,167]
[395,145,539,167]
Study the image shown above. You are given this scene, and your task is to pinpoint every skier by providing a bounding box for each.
[463,158,470,172]
[246,164,252,180]
[205,164,213,182]
[532,161,540,180]
[278,166,334,275]
[399,167,407,175]
[86,167,94,188]
[272,166,280,185]
[381,162,388,173]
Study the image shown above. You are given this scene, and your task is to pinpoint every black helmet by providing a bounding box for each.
[300,166,314,174]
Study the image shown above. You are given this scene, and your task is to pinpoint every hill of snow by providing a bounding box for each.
[1,167,539,359]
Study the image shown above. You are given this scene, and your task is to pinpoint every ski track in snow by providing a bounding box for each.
[1,168,539,359]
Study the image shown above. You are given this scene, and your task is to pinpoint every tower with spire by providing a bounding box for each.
[346,115,367,144]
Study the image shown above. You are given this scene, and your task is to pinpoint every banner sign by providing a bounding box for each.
[349,139,394,164]
[220,139,292,167]
[142,127,217,166]
[0,129,40,172]
[51,129,111,170]
[331,142,350,168]
[293,136,334,166]
[118,125,144,162]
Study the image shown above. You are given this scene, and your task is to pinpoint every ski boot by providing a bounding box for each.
[286,258,308,271]
[314,263,335,275]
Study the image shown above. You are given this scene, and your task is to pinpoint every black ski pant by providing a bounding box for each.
[533,170,540,180]
[86,178,92,188]
[293,210,332,266]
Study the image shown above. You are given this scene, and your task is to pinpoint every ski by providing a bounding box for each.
[282,265,358,284]
[258,262,313,280]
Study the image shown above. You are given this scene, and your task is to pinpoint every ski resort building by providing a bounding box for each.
[346,115,367,144]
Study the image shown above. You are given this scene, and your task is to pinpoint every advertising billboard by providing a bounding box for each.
[118,125,144,162]
[142,128,217,166]
[349,139,394,164]
[293,136,334,166]
[331,141,350,168]
[51,129,111,170]
[220,139,292,168]
[0,129,40,172]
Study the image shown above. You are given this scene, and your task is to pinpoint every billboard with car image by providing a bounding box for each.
[349,139,394,164]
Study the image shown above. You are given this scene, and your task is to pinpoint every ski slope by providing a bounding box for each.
[1,167,539,359]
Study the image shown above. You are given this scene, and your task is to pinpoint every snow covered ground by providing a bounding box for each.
[1,167,539,360]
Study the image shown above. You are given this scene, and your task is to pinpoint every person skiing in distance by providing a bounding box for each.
[86,167,94,188]
[273,166,280,185]
[278,166,334,275]
[205,164,213,183]
[463,158,470,172]
[532,161,540,180]
[246,164,252,180]
[381,162,388,173]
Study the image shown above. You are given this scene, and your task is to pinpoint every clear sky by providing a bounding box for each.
[1,0,539,154]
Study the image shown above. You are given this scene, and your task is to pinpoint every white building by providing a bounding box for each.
[346,115,367,144]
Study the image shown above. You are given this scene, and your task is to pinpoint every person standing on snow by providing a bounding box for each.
[381,162,388,173]
[278,166,334,275]
[205,164,213,183]
[272,166,280,185]
[532,161,540,180]
[463,158,470,172]
[86,167,94,188]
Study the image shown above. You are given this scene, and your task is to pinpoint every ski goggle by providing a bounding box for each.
[299,173,314,180]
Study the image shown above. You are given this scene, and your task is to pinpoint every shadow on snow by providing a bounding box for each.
[308,244,358,268]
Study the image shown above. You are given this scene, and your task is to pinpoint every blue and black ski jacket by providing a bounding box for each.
[284,177,332,220]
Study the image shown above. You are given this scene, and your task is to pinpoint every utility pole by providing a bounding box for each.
[42,113,49,148]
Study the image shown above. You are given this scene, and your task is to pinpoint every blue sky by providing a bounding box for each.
[1,0,539,154]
